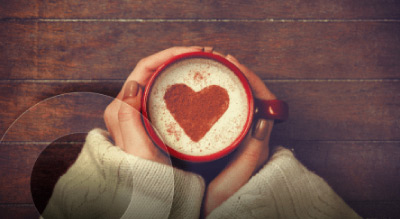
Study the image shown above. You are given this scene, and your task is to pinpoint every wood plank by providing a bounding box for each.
[0,142,45,204]
[1,81,399,142]
[1,0,400,19]
[30,136,84,214]
[0,135,85,205]
[348,201,400,218]
[0,141,398,218]
[1,22,400,80]
[268,81,400,141]
[290,141,400,202]
[0,82,120,141]
[290,141,400,218]
[1,92,112,142]
[0,204,39,219]
[0,202,398,219]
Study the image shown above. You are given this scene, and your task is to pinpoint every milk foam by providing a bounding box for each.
[148,58,249,156]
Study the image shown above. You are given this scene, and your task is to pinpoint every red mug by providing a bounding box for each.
[142,52,288,162]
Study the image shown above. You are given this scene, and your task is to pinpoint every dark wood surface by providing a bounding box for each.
[0,82,399,142]
[1,1,399,218]
[2,22,400,80]
[1,0,400,19]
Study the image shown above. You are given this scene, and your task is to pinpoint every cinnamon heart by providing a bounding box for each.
[164,84,229,142]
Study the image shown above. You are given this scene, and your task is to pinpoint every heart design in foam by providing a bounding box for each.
[164,84,229,142]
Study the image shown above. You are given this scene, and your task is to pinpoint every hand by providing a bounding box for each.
[103,46,203,165]
[203,52,276,216]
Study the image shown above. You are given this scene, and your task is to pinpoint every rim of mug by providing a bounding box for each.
[141,51,254,162]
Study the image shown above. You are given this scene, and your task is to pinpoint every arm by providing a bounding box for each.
[42,129,205,219]
[207,147,361,219]
[203,53,360,218]
[42,47,207,219]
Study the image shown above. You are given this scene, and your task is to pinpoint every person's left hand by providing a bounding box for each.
[103,46,203,165]
[203,51,276,216]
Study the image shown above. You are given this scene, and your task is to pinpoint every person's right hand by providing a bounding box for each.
[103,46,203,165]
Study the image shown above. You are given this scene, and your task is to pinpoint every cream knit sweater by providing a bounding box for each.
[41,129,361,219]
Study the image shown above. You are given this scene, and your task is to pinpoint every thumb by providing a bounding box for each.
[118,81,153,155]
[204,118,272,216]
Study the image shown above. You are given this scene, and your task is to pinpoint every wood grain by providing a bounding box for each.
[267,81,400,141]
[0,204,39,219]
[1,0,400,19]
[1,92,112,142]
[1,202,398,219]
[0,143,45,204]
[0,141,398,218]
[291,141,400,218]
[0,134,86,206]
[30,135,85,214]
[1,82,399,142]
[1,2,399,217]
[291,141,400,201]
[348,201,400,218]
[1,22,399,80]
[0,82,120,141]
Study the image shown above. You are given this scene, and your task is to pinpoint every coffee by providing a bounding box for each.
[147,57,249,157]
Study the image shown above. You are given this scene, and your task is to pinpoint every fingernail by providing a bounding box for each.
[123,81,139,99]
[252,119,270,140]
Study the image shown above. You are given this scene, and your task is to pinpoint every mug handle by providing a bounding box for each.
[254,99,289,123]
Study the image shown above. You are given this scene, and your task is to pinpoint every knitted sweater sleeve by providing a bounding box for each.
[42,128,361,219]
[208,146,362,219]
[41,128,205,219]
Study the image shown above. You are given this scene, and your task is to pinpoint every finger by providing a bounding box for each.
[128,46,203,86]
[118,80,155,158]
[212,50,225,57]
[204,118,272,216]
[203,46,225,57]
[114,46,203,101]
[226,54,276,100]
[215,118,271,184]
[203,46,214,53]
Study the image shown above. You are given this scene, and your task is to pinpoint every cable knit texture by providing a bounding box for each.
[207,147,361,219]
[42,129,360,219]
[41,129,204,219]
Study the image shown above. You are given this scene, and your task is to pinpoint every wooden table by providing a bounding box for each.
[1,1,399,218]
